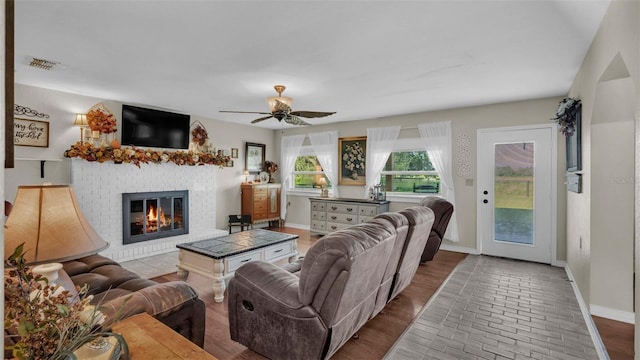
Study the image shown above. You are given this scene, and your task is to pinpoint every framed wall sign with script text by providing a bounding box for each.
[14,118,49,147]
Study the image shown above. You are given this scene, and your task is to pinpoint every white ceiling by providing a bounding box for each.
[15,0,611,129]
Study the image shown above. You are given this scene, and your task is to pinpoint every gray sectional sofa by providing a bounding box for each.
[227,206,435,359]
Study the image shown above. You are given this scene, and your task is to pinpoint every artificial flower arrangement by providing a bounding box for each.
[342,142,365,179]
[4,244,128,360]
[64,142,231,168]
[263,160,278,175]
[191,122,209,146]
[551,97,581,136]
[86,103,117,134]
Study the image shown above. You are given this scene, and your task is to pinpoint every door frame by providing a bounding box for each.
[476,124,558,265]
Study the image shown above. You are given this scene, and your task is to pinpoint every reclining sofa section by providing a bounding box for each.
[228,206,435,359]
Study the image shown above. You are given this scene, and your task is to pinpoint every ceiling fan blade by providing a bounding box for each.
[251,115,274,124]
[284,115,310,126]
[220,110,273,115]
[290,111,336,118]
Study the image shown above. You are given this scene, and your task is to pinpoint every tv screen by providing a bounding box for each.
[121,105,190,149]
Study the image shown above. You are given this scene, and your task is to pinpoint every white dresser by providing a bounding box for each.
[309,197,390,235]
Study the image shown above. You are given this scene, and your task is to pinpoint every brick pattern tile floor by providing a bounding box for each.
[385,255,599,360]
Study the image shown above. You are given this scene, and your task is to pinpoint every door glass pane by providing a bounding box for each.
[494,142,534,245]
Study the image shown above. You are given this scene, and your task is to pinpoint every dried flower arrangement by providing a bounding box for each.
[263,160,278,175]
[64,142,230,168]
[191,122,209,146]
[4,244,128,360]
[551,97,581,136]
[86,103,117,134]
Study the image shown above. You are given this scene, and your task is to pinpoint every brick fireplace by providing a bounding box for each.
[70,159,226,262]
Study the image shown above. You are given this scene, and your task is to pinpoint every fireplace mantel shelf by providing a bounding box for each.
[64,143,231,168]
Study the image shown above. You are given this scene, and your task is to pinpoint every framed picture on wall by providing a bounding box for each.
[245,142,265,174]
[14,118,49,147]
[566,104,582,172]
[338,136,366,185]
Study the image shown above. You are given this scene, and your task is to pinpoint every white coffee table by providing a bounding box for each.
[176,229,298,302]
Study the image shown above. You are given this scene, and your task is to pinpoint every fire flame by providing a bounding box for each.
[146,205,169,226]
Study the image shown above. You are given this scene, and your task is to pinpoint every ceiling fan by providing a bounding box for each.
[220,85,336,126]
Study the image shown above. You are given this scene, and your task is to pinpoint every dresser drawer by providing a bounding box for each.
[311,201,326,211]
[227,250,262,273]
[311,220,326,231]
[359,205,377,217]
[326,203,358,215]
[327,213,358,225]
[326,222,351,232]
[311,211,326,221]
[358,216,373,224]
[264,242,292,261]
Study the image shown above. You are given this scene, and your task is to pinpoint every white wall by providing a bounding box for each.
[6,84,276,234]
[564,0,639,332]
[279,97,568,260]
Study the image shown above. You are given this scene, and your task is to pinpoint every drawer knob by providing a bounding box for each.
[346,218,353,222]
[331,216,337,220]
[347,208,353,212]
[274,249,283,253]
[331,206,337,211]
[331,225,337,230]
[241,258,252,263]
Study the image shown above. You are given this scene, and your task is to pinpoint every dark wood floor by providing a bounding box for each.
[592,316,634,360]
[154,227,634,359]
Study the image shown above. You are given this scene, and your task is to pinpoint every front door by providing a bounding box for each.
[477,125,556,264]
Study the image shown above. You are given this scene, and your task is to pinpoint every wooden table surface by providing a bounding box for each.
[111,313,218,360]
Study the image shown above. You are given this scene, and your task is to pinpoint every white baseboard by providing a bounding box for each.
[590,304,635,325]
[552,259,567,268]
[439,244,480,255]
[564,265,609,360]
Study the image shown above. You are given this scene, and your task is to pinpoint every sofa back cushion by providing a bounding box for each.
[370,212,410,317]
[419,196,453,239]
[298,218,397,326]
[390,206,435,300]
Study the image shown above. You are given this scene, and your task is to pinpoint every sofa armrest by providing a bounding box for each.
[101,281,199,325]
[233,261,305,310]
[229,261,328,360]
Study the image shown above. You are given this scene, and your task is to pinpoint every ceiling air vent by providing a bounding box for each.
[29,57,58,70]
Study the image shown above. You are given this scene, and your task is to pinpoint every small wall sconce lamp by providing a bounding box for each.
[73,114,88,142]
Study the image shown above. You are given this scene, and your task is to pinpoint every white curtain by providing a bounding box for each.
[308,131,340,197]
[280,134,306,220]
[365,126,401,198]
[418,121,459,242]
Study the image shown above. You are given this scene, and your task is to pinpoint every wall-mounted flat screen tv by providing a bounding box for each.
[121,104,190,149]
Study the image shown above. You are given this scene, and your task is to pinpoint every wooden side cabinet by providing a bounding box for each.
[241,183,281,225]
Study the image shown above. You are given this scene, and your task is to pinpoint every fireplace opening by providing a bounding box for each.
[123,190,189,245]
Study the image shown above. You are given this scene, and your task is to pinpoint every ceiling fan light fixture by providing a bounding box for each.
[266,95,293,112]
[265,84,293,112]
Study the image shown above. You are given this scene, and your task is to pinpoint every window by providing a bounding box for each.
[380,151,440,194]
[294,155,331,189]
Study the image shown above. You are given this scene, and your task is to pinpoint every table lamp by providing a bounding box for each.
[73,114,88,143]
[4,185,109,264]
[318,178,328,197]
[243,170,250,183]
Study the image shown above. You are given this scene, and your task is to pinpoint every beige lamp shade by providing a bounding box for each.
[73,113,88,127]
[4,185,109,264]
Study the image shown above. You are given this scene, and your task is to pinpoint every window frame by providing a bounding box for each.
[379,137,442,201]
[288,145,329,196]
